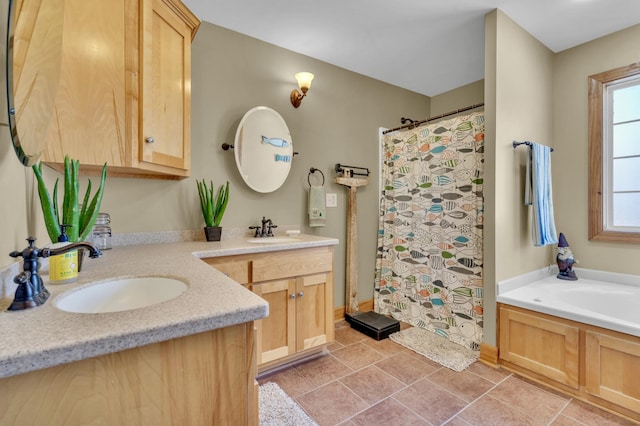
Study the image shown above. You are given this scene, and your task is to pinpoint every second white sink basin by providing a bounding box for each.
[248,238,300,244]
[55,277,188,314]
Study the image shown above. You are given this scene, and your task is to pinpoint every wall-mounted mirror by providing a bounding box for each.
[234,106,293,193]
[2,0,64,166]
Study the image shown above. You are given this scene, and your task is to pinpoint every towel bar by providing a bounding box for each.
[512,141,554,152]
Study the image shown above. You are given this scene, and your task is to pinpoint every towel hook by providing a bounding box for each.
[308,167,325,187]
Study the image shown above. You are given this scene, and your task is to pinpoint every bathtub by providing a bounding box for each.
[497,267,640,338]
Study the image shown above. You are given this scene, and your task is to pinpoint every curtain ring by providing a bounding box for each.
[308,167,325,187]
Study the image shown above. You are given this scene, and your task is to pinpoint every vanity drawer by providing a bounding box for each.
[252,247,333,282]
[204,257,251,285]
[203,246,333,284]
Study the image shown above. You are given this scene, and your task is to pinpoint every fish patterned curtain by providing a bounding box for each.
[374,112,485,351]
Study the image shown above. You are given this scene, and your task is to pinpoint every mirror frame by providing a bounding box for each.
[233,106,293,193]
[4,0,64,166]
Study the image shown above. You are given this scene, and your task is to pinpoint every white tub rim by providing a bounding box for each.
[497,267,640,338]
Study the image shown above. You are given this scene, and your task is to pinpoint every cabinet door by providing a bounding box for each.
[499,306,579,389]
[140,0,192,174]
[43,0,128,167]
[252,279,296,365]
[296,273,334,352]
[585,330,640,412]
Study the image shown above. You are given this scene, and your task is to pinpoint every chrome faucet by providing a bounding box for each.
[249,217,278,237]
[7,237,102,311]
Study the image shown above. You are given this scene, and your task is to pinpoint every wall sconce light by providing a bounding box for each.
[290,72,314,108]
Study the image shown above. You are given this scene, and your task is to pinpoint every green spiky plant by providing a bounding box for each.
[32,156,107,243]
[196,180,229,227]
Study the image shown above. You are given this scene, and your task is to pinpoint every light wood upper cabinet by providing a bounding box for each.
[41,0,199,179]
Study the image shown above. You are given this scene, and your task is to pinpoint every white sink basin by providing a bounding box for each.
[55,277,188,314]
[248,238,300,244]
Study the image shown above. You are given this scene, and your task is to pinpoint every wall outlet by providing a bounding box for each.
[326,193,337,207]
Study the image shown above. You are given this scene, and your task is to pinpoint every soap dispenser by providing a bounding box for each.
[48,225,78,284]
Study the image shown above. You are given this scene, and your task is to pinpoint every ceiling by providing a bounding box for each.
[183,0,640,97]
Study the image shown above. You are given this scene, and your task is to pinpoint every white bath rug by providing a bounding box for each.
[389,326,479,372]
[259,382,318,426]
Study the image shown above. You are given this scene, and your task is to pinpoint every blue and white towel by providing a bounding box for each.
[526,143,558,246]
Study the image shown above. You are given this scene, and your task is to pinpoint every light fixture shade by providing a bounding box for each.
[294,72,314,92]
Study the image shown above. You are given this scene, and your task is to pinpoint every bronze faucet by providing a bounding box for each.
[249,217,278,237]
[7,237,101,311]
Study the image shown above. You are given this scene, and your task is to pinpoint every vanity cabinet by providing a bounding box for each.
[499,304,640,422]
[41,0,199,179]
[0,323,258,425]
[204,246,335,371]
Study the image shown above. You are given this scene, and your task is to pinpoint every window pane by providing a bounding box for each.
[612,192,640,227]
[613,121,640,157]
[613,84,640,123]
[612,157,640,191]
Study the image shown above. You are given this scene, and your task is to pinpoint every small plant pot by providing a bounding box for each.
[204,226,222,242]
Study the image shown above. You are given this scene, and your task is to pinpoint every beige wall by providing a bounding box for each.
[0,129,29,267]
[554,23,640,275]
[483,15,640,347]
[430,80,484,116]
[0,21,432,310]
[484,9,556,346]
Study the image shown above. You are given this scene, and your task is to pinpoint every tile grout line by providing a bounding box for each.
[440,371,514,424]
[326,332,491,425]
[296,337,435,424]
[546,397,575,425]
[487,375,576,423]
[290,329,519,425]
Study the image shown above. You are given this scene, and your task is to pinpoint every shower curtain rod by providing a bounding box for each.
[382,102,485,135]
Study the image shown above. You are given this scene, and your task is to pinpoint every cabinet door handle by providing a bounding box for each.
[290,294,296,299]
[145,136,154,144]
[298,292,304,297]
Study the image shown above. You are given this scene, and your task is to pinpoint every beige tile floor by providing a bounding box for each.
[258,321,637,426]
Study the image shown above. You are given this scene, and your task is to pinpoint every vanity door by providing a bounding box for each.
[295,273,333,353]
[252,279,297,365]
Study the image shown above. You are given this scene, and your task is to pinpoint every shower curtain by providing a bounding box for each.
[374,112,484,351]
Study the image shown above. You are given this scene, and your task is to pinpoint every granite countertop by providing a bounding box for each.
[0,234,339,378]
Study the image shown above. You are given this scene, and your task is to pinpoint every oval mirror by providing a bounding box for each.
[2,0,64,166]
[234,106,293,193]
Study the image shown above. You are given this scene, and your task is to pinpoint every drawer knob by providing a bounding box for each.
[290,294,296,299]
[145,136,155,144]
[298,292,304,297]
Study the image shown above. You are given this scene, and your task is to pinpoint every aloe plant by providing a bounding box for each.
[197,180,229,227]
[32,156,107,243]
